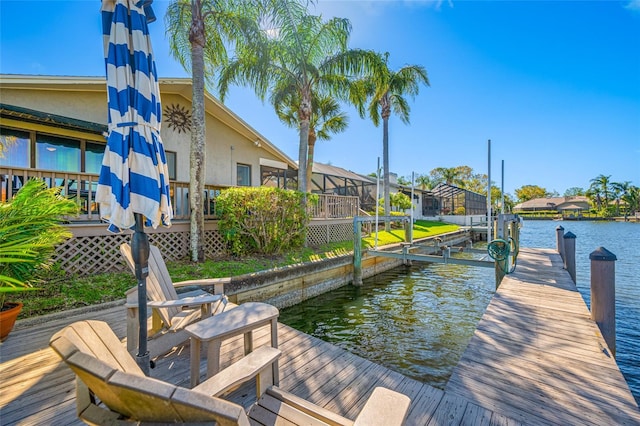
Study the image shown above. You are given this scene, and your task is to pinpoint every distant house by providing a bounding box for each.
[514,196,591,213]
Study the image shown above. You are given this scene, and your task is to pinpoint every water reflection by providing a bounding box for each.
[279,249,494,389]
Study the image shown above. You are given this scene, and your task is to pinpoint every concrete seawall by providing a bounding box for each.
[226,230,472,308]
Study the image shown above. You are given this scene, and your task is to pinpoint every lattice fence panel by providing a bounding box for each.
[53,234,130,275]
[205,230,227,257]
[149,232,190,261]
[328,222,353,242]
[306,224,328,247]
[54,220,353,276]
[306,221,354,247]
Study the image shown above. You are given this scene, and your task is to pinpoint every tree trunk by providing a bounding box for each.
[189,1,206,262]
[306,131,316,192]
[297,91,311,203]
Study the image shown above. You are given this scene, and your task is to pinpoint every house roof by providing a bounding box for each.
[1,102,107,134]
[559,203,588,210]
[514,196,590,210]
[0,74,297,169]
[312,162,375,184]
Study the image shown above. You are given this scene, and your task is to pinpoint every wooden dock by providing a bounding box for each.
[446,247,640,425]
[1,248,638,425]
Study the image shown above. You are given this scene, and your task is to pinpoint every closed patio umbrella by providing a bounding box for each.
[96,0,172,375]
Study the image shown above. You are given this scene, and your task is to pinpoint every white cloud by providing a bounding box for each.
[625,0,640,11]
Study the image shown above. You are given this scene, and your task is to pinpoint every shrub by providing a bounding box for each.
[454,206,466,215]
[216,187,310,256]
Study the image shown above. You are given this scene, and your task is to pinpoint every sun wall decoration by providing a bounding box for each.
[164,103,191,134]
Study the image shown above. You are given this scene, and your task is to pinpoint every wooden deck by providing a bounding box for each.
[1,248,638,425]
[0,305,518,425]
[446,247,640,425]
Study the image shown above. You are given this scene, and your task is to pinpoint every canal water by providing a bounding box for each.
[278,220,640,404]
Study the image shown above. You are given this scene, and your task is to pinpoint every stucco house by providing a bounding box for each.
[0,74,298,215]
[0,74,359,273]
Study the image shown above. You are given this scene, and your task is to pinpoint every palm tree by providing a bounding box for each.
[415,174,434,191]
[166,0,260,261]
[611,181,631,218]
[436,167,465,186]
[352,52,429,230]
[218,9,380,201]
[622,185,639,216]
[589,174,612,214]
[275,93,348,192]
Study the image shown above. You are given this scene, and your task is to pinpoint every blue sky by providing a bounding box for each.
[1,0,639,196]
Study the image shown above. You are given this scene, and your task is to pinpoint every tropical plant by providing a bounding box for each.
[275,92,348,192]
[216,186,311,255]
[390,191,412,211]
[166,0,262,262]
[621,185,639,216]
[0,179,78,309]
[218,7,378,202]
[588,174,612,212]
[611,180,631,217]
[415,174,434,190]
[352,52,429,231]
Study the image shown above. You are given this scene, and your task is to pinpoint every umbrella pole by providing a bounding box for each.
[131,213,151,375]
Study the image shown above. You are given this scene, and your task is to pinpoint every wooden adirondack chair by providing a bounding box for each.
[50,320,411,426]
[120,243,230,356]
[49,320,280,426]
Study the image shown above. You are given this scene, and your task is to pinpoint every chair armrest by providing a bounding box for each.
[173,277,230,294]
[353,387,411,426]
[193,346,281,397]
[265,386,354,426]
[147,294,225,308]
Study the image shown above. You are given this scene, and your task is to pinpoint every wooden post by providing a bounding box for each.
[556,225,565,261]
[495,255,506,288]
[590,247,617,357]
[563,231,576,283]
[401,243,412,266]
[353,218,363,286]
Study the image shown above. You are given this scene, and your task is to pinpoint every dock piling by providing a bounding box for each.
[590,247,617,358]
[353,219,363,286]
[563,232,576,283]
[556,225,565,261]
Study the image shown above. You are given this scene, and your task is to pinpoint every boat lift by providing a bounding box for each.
[352,214,521,287]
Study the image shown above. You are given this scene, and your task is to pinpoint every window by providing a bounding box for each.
[237,164,251,186]
[85,142,104,174]
[0,128,30,167]
[166,150,177,180]
[36,134,81,172]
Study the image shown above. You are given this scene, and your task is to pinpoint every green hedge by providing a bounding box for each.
[216,187,312,256]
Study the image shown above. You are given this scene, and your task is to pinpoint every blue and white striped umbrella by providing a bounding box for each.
[96,0,172,233]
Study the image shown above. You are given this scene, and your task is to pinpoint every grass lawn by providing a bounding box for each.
[15,220,458,319]
[363,219,459,247]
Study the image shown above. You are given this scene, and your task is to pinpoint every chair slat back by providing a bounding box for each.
[120,243,180,326]
[50,320,143,375]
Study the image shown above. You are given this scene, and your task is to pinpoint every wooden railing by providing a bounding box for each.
[1,166,359,221]
[308,194,359,219]
[0,166,224,221]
